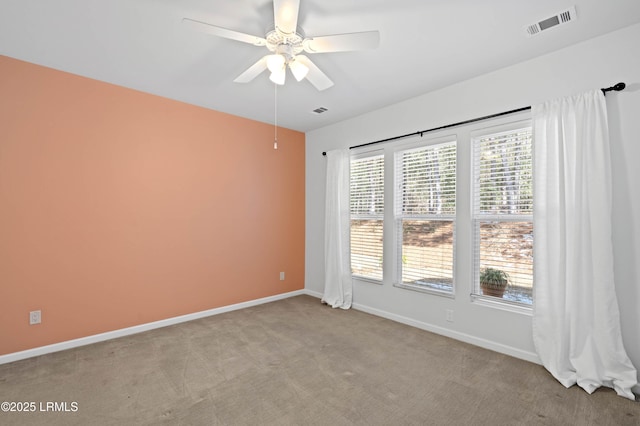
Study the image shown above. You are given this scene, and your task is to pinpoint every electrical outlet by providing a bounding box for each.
[280,272,285,281]
[30,310,41,325]
[445,309,454,323]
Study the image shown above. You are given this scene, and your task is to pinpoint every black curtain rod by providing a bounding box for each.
[322,82,626,156]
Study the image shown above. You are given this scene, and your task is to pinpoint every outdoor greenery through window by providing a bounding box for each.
[396,141,456,293]
[346,116,533,309]
[350,154,384,281]
[472,126,533,305]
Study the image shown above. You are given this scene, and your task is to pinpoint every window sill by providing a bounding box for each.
[471,294,533,315]
[352,275,383,286]
[394,282,455,298]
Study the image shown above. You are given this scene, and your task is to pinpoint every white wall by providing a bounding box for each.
[305,22,640,387]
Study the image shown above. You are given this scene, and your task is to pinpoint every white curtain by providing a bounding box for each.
[532,89,637,400]
[322,149,352,309]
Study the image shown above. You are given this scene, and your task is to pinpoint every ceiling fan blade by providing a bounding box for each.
[303,31,380,53]
[233,56,269,83]
[273,0,300,35]
[295,55,333,91]
[182,18,266,46]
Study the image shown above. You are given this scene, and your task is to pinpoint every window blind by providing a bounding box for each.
[396,141,456,292]
[350,154,384,280]
[397,143,456,215]
[473,128,532,215]
[472,127,533,304]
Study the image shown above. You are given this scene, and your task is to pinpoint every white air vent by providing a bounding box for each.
[312,107,328,114]
[525,6,577,37]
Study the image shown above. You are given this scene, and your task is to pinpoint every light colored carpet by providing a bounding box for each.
[0,295,638,425]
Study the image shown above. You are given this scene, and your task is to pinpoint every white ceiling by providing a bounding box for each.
[1,0,640,132]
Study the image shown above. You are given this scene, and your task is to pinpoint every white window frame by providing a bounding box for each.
[470,120,533,311]
[392,135,457,297]
[350,149,384,283]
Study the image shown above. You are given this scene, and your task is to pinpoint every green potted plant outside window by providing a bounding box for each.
[479,267,509,298]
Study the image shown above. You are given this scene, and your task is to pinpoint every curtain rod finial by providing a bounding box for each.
[613,82,626,91]
[603,82,626,93]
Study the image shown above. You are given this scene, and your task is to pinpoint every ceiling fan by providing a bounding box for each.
[183,0,380,91]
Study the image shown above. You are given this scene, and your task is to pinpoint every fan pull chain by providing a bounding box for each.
[274,83,278,150]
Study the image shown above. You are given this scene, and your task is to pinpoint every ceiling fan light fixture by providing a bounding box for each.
[266,54,286,74]
[269,68,286,85]
[184,0,378,90]
[289,59,309,82]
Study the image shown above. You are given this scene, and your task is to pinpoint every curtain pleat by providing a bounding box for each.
[532,90,637,400]
[322,149,352,309]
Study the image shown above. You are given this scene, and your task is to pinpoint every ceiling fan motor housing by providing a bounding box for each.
[266,28,305,60]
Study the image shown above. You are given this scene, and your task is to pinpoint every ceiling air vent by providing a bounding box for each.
[525,6,577,37]
[312,107,328,114]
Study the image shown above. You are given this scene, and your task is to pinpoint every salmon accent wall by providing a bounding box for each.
[0,55,305,355]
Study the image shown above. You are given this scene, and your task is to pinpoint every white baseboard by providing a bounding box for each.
[302,288,540,365]
[352,299,640,395]
[342,298,640,396]
[350,301,541,365]
[0,290,306,365]
[304,289,323,299]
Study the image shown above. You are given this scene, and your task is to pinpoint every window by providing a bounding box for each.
[395,140,456,294]
[350,154,384,281]
[472,125,533,305]
[345,115,532,309]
